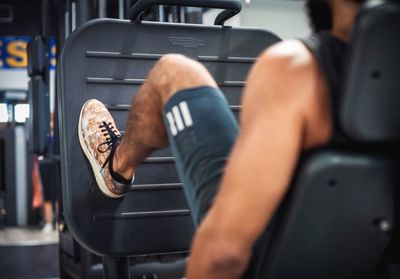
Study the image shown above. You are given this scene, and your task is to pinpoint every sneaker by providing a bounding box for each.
[78,99,133,198]
[41,223,53,233]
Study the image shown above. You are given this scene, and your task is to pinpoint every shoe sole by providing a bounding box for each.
[78,102,124,199]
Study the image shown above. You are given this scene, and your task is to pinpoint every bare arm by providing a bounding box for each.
[186,41,320,279]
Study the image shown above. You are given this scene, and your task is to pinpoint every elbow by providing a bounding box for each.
[189,212,254,277]
[211,250,248,272]
[205,242,251,276]
[186,246,249,279]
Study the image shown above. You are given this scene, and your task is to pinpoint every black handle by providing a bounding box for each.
[128,0,242,25]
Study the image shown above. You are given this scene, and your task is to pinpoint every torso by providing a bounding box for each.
[244,33,348,278]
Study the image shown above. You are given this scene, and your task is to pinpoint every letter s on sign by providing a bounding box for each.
[6,41,27,68]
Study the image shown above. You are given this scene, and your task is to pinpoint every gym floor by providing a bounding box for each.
[0,227,59,278]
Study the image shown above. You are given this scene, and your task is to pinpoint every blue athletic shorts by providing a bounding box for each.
[163,86,239,225]
[164,86,271,278]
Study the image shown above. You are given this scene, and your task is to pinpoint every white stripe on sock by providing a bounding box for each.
[172,105,185,131]
[179,101,193,127]
[166,112,177,136]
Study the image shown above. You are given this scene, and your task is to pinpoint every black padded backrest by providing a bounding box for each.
[58,19,280,257]
[340,0,400,142]
[27,36,47,77]
[27,76,50,155]
[27,35,50,155]
[262,149,396,279]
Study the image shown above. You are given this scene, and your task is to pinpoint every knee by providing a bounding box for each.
[157,54,203,75]
[150,54,217,101]
[158,53,190,65]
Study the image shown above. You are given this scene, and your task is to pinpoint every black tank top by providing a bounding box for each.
[301,31,348,143]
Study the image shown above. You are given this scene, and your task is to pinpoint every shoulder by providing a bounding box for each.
[241,40,325,123]
[257,40,319,80]
[244,40,323,104]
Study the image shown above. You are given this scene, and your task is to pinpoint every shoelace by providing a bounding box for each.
[97,121,120,169]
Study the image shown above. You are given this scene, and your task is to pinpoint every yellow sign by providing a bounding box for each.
[0,36,57,70]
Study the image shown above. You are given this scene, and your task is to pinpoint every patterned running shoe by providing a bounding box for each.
[78,99,133,198]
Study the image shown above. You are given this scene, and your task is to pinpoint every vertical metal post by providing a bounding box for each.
[64,0,72,39]
[185,7,203,24]
[0,129,16,225]
[118,0,124,19]
[75,0,95,27]
[159,6,165,22]
[124,0,132,19]
[180,6,185,23]
[15,126,27,226]
[54,0,69,157]
[98,0,107,18]
[7,104,13,123]
[103,257,130,279]
[71,1,76,31]
[41,0,48,36]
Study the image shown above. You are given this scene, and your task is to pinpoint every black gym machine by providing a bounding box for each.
[50,1,207,278]
[58,0,400,279]
[26,0,400,278]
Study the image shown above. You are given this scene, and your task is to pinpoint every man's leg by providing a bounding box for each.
[79,54,238,223]
[112,54,219,181]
